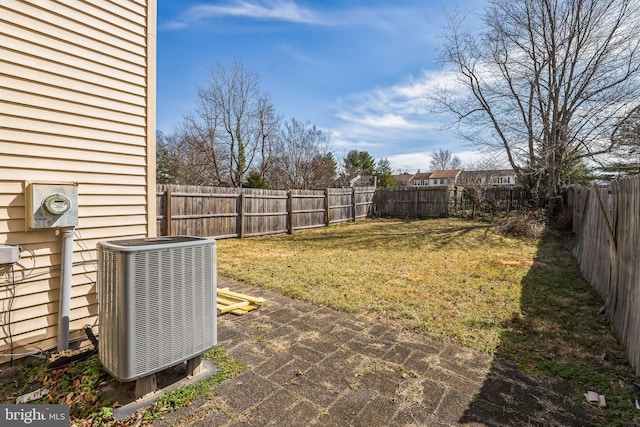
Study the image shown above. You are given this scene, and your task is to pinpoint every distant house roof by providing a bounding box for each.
[350,175,377,187]
[430,169,461,179]
[391,173,415,185]
[411,172,432,180]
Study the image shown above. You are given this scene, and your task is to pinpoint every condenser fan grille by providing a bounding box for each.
[97,237,216,382]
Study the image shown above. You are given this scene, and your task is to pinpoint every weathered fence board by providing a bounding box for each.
[372,186,526,219]
[458,186,529,212]
[291,189,327,231]
[243,189,289,237]
[157,185,376,238]
[572,185,614,303]
[611,178,640,374]
[328,188,356,224]
[157,186,240,238]
[373,187,451,218]
[572,177,640,374]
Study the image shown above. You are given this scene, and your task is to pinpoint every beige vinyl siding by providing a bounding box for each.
[0,0,156,356]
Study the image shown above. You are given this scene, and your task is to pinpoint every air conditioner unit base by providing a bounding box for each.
[111,357,219,420]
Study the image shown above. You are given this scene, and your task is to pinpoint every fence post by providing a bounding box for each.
[450,187,455,212]
[449,189,458,212]
[237,192,245,238]
[325,188,331,226]
[352,187,357,222]
[287,190,294,234]
[164,188,172,236]
[508,188,513,213]
[445,187,449,217]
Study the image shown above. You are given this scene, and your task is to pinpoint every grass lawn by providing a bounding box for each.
[220,218,531,352]
[218,217,637,424]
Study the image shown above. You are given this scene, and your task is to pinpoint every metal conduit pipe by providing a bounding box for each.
[57,226,75,352]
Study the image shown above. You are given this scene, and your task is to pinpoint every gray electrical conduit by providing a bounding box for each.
[57,226,75,352]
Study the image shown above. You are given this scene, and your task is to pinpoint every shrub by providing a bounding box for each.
[497,209,547,239]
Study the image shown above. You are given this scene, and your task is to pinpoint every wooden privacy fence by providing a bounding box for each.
[373,187,451,218]
[458,186,529,212]
[571,177,640,374]
[157,185,530,238]
[373,186,528,218]
[157,185,376,238]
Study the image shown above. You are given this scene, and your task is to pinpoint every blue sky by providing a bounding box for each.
[156,0,489,172]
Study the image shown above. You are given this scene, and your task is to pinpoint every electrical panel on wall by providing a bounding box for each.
[25,182,78,230]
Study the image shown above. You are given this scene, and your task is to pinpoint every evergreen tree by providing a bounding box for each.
[375,158,395,187]
[343,150,375,177]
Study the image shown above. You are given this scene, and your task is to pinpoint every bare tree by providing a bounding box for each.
[176,103,227,185]
[430,149,461,170]
[255,95,281,178]
[463,154,508,172]
[155,126,223,186]
[430,0,640,211]
[266,118,336,189]
[615,107,640,149]
[602,105,640,176]
[179,59,280,187]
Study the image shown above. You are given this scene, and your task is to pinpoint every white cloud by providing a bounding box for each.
[386,152,433,172]
[325,67,504,172]
[161,1,457,35]
[335,68,462,129]
[386,150,489,172]
[337,113,424,130]
[330,68,465,150]
[163,0,328,29]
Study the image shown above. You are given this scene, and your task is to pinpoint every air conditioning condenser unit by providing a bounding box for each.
[97,236,216,382]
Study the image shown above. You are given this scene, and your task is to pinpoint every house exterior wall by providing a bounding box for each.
[428,170,461,187]
[493,175,516,186]
[457,170,517,187]
[429,177,453,186]
[391,174,414,187]
[0,0,156,356]
[409,173,431,187]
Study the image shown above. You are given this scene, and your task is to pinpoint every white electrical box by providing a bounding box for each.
[25,182,78,230]
[0,244,20,264]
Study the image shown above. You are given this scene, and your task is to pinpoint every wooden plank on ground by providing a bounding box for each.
[217,300,249,314]
[216,288,265,316]
[218,288,266,305]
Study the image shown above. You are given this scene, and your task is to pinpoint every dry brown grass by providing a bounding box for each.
[218,218,537,352]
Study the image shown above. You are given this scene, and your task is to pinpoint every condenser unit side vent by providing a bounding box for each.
[97,237,216,382]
